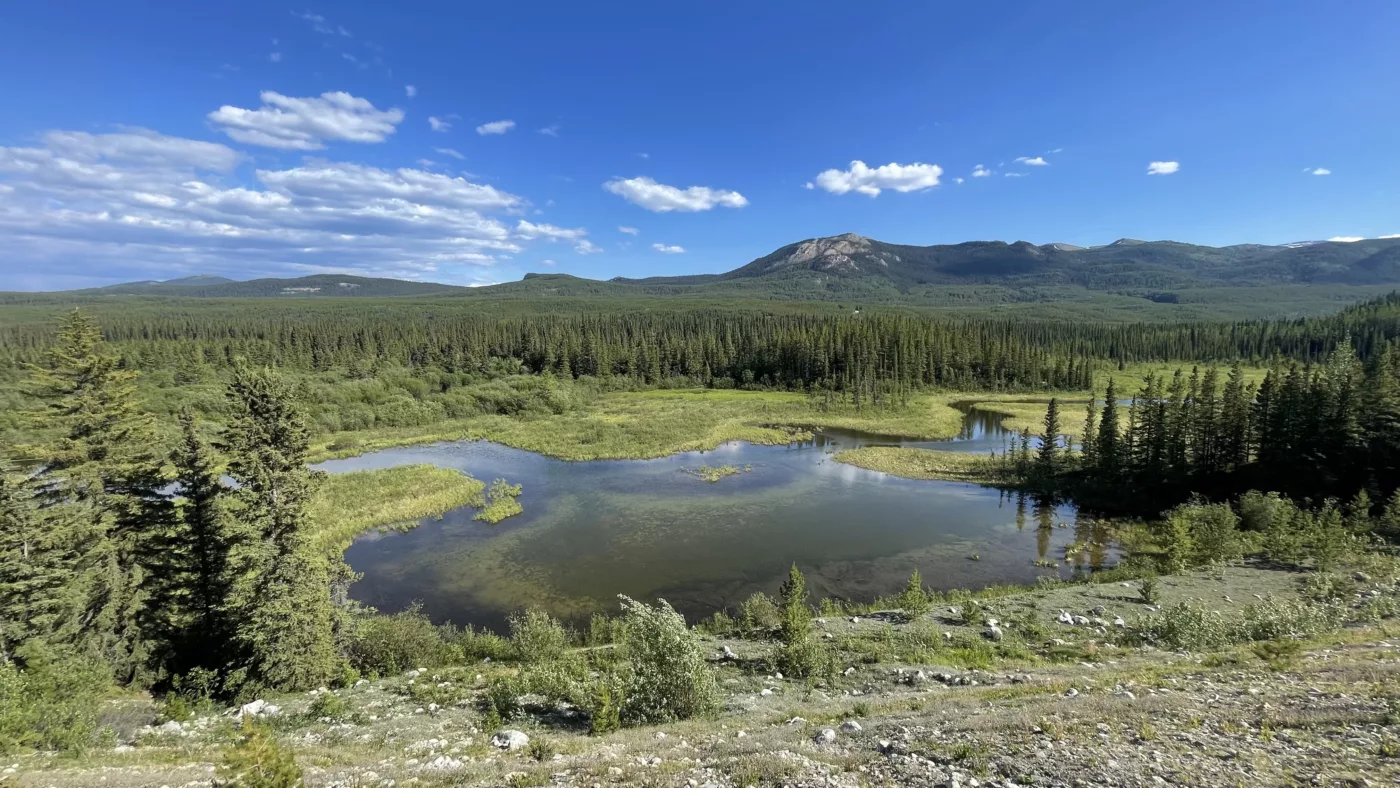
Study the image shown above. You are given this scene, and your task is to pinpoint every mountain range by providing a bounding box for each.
[11,235,1400,308]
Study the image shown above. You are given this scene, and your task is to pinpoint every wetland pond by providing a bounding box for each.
[318,407,1116,631]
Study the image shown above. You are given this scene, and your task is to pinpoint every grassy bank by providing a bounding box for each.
[833,446,1006,484]
[308,465,486,553]
[310,389,972,462]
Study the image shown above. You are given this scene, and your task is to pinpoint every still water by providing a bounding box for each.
[317,409,1113,631]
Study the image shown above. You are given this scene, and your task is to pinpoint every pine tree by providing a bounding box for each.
[19,310,168,681]
[222,367,338,692]
[1096,379,1122,477]
[1036,397,1061,478]
[777,563,810,646]
[1080,397,1099,469]
[149,413,233,677]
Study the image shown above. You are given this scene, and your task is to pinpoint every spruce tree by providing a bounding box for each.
[222,367,338,692]
[1036,397,1061,478]
[19,311,167,681]
[1096,380,1122,477]
[777,563,810,645]
[1080,397,1098,469]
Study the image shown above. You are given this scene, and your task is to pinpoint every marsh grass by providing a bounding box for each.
[308,465,485,552]
[833,446,1006,484]
[685,464,748,483]
[473,479,524,523]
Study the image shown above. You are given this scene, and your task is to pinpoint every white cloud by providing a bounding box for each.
[574,239,602,254]
[208,91,403,150]
[516,219,587,241]
[416,158,436,168]
[539,259,556,266]
[0,130,548,286]
[294,10,350,37]
[971,165,991,178]
[341,52,366,69]
[1328,236,1364,243]
[1015,156,1049,166]
[955,177,965,184]
[803,181,815,189]
[428,116,451,132]
[538,124,560,137]
[618,226,640,235]
[813,160,942,197]
[433,146,464,160]
[1004,172,1027,178]
[1048,147,1064,154]
[405,85,417,97]
[652,243,685,254]
[476,119,515,135]
[1380,234,1400,239]
[269,52,282,63]
[603,176,748,212]
[1147,160,1180,175]
[1310,167,1331,176]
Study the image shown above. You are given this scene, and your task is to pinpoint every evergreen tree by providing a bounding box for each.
[1079,397,1098,469]
[19,311,167,681]
[1095,379,1122,477]
[149,414,233,677]
[221,367,338,692]
[777,563,810,646]
[1036,397,1061,477]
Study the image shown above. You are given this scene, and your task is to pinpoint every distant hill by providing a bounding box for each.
[76,274,471,298]
[12,236,1400,316]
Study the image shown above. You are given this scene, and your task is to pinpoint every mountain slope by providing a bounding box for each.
[76,274,472,298]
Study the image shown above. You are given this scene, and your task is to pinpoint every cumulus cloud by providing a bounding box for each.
[618,226,640,235]
[1015,156,1049,166]
[971,165,991,178]
[1310,167,1331,176]
[405,85,417,97]
[1147,160,1180,175]
[208,91,403,150]
[428,116,451,132]
[516,219,586,241]
[433,147,464,160]
[0,128,555,286]
[812,160,942,197]
[603,176,748,212]
[476,119,515,135]
[538,124,560,137]
[955,177,965,184]
[1328,236,1364,243]
[573,239,602,254]
[652,243,685,254]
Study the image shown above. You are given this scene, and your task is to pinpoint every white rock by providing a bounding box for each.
[1064,688,1080,698]
[814,728,837,744]
[759,688,773,696]
[491,729,530,751]
[156,720,186,736]
[840,720,862,733]
[1057,610,1074,625]
[843,666,856,676]
[984,625,1004,642]
[1113,616,1126,628]
[233,699,280,719]
[720,646,737,660]
[421,755,463,772]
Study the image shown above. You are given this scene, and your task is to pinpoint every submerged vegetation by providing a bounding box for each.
[685,464,751,483]
[472,479,524,524]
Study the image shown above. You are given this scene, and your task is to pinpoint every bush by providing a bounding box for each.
[520,656,589,706]
[1129,602,1232,651]
[738,592,780,635]
[1299,572,1352,602]
[1238,596,1338,642]
[508,607,570,663]
[1138,576,1161,606]
[617,595,718,725]
[771,635,835,680]
[306,692,350,722]
[444,624,512,662]
[898,569,931,619]
[482,674,523,724]
[586,672,624,735]
[345,605,460,676]
[219,722,303,788]
[587,612,626,646]
[0,646,108,754]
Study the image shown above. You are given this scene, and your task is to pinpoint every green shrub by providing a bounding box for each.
[219,722,303,787]
[586,672,624,735]
[508,606,569,663]
[587,612,626,646]
[898,569,931,619]
[617,595,718,725]
[1299,572,1352,602]
[1238,597,1338,642]
[1138,576,1161,606]
[306,692,350,721]
[0,646,108,754]
[1130,602,1232,651]
[520,656,589,706]
[345,605,460,675]
[446,624,513,662]
[483,674,523,723]
[738,592,780,635]
[771,635,834,680]
[778,564,812,645]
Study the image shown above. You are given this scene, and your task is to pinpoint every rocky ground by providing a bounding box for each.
[7,565,1400,788]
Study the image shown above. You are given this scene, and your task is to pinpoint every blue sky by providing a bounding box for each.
[1,1,1397,290]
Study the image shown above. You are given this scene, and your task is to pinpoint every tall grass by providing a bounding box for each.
[307,465,485,552]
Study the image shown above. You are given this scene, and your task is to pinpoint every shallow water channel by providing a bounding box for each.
[317,408,1114,631]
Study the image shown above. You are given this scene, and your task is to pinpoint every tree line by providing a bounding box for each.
[1014,338,1400,518]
